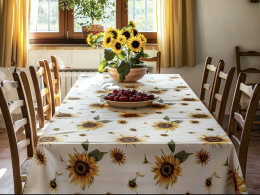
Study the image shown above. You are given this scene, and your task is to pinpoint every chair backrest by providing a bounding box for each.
[0,72,34,194]
[209,63,236,127]
[140,51,161,74]
[29,62,52,128]
[44,55,61,116]
[227,73,260,178]
[199,57,221,110]
[235,46,260,78]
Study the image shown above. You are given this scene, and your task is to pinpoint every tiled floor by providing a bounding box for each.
[0,128,260,194]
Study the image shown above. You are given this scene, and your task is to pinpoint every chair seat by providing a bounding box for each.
[21,157,32,182]
[240,92,260,110]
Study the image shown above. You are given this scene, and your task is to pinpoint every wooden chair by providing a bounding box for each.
[43,55,61,116]
[0,72,34,194]
[199,57,221,110]
[227,73,260,178]
[29,61,52,129]
[140,51,161,74]
[209,63,236,127]
[235,46,260,134]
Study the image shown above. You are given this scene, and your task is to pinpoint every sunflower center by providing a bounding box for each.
[191,121,199,124]
[207,128,214,131]
[177,86,187,88]
[192,114,208,118]
[97,90,106,93]
[115,153,123,160]
[129,181,136,188]
[115,43,121,50]
[74,161,89,176]
[130,128,137,131]
[205,137,223,142]
[151,104,166,108]
[39,137,56,142]
[181,103,188,106]
[120,137,138,143]
[107,37,111,43]
[83,122,97,128]
[183,98,196,101]
[111,31,117,39]
[123,32,130,39]
[200,155,208,161]
[124,114,138,117]
[50,181,56,188]
[69,98,79,100]
[161,134,168,137]
[206,179,211,186]
[38,154,44,162]
[160,163,174,177]
[133,30,138,36]
[158,123,173,128]
[91,103,102,107]
[132,41,140,48]
[57,113,72,117]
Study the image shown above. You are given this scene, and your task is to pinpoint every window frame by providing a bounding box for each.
[29,0,157,44]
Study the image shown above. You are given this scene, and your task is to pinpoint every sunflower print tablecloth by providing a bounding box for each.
[23,74,247,194]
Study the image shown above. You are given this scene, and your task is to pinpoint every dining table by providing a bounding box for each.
[23,73,247,194]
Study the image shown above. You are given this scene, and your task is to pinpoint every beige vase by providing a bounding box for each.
[107,66,148,82]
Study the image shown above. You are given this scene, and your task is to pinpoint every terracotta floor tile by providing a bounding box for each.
[246,148,260,162]
[0,148,11,159]
[0,159,12,171]
[246,174,260,189]
[255,188,260,194]
[246,187,256,194]
[0,139,9,148]
[0,186,13,194]
[246,161,260,174]
[0,148,4,153]
[0,132,8,139]
[0,171,14,186]
[245,178,252,188]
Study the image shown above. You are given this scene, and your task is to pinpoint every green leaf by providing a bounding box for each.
[99,120,112,123]
[161,89,169,91]
[154,87,159,90]
[104,48,116,61]
[174,150,193,163]
[93,115,100,121]
[168,139,175,153]
[165,103,176,105]
[118,51,127,60]
[158,99,164,103]
[117,61,131,82]
[88,149,107,162]
[98,59,108,73]
[81,140,89,151]
[163,115,170,121]
[171,120,184,124]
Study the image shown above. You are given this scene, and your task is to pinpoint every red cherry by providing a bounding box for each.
[133,95,137,98]
[104,96,109,100]
[117,92,122,97]
[114,96,119,101]
[149,94,154,100]
[128,94,133,98]
[119,96,124,102]
[109,96,115,101]
[124,91,128,96]
[132,90,137,95]
[113,89,119,94]
[137,96,142,101]
[141,93,147,97]
[130,97,135,102]
[143,97,149,101]
[124,97,128,102]
[108,93,112,96]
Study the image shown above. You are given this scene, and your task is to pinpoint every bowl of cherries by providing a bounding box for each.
[102,89,159,108]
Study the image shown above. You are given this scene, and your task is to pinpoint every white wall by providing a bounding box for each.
[161,0,260,114]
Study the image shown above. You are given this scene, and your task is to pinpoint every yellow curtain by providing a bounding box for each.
[0,0,31,68]
[156,0,195,68]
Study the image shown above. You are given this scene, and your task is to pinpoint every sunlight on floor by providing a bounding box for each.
[0,168,7,179]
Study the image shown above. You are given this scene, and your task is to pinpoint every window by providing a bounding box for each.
[30,0,157,44]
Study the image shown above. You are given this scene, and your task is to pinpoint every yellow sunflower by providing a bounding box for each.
[152,154,182,189]
[106,27,120,39]
[148,103,171,111]
[110,148,126,165]
[117,120,128,125]
[38,134,66,145]
[199,134,231,148]
[77,121,104,131]
[195,149,210,166]
[49,179,58,193]
[122,29,131,40]
[227,164,246,194]
[127,36,144,53]
[137,33,147,47]
[131,28,138,37]
[152,121,180,132]
[117,35,127,45]
[66,152,99,190]
[34,149,48,166]
[127,180,138,192]
[119,112,144,119]
[87,33,94,47]
[128,20,136,28]
[103,32,114,48]
[54,112,76,119]
[89,103,109,110]
[190,113,212,119]
[204,178,213,191]
[111,40,123,54]
[116,134,147,146]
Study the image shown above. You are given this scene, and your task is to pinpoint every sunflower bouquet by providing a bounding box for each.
[88,20,150,82]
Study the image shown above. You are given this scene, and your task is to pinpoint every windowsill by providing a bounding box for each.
[29,43,158,51]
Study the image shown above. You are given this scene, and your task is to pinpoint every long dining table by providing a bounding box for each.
[23,73,247,194]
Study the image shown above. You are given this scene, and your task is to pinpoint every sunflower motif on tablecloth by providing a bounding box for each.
[180,103,189,106]
[190,113,212,119]
[67,97,82,100]
[227,164,246,194]
[110,148,126,165]
[207,128,215,131]
[34,149,47,166]
[54,112,76,119]
[130,128,137,131]
[147,90,165,94]
[151,154,182,189]
[160,134,169,137]
[119,112,144,119]
[176,86,188,89]
[169,76,180,79]
[152,121,180,132]
[94,90,112,94]
[204,172,220,191]
[127,172,144,192]
[116,134,147,146]
[117,120,128,125]
[199,134,230,148]
[190,120,201,125]
[195,149,210,166]
[148,103,171,111]
[49,179,58,193]
[66,152,99,190]
[182,97,199,102]
[38,134,66,145]
[89,103,109,110]
[124,85,139,89]
[77,121,104,131]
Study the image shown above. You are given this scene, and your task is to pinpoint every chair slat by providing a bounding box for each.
[17,138,30,152]
[203,84,211,91]
[40,88,49,97]
[9,100,25,113]
[206,64,217,72]
[240,52,260,56]
[214,93,222,102]
[52,62,56,68]
[234,112,245,129]
[54,93,60,99]
[139,51,161,74]
[53,79,57,84]
[231,135,240,148]
[219,71,227,80]
[36,67,45,77]
[240,83,254,98]
[1,81,19,93]
[241,68,260,73]
[43,105,50,113]
[13,118,28,132]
